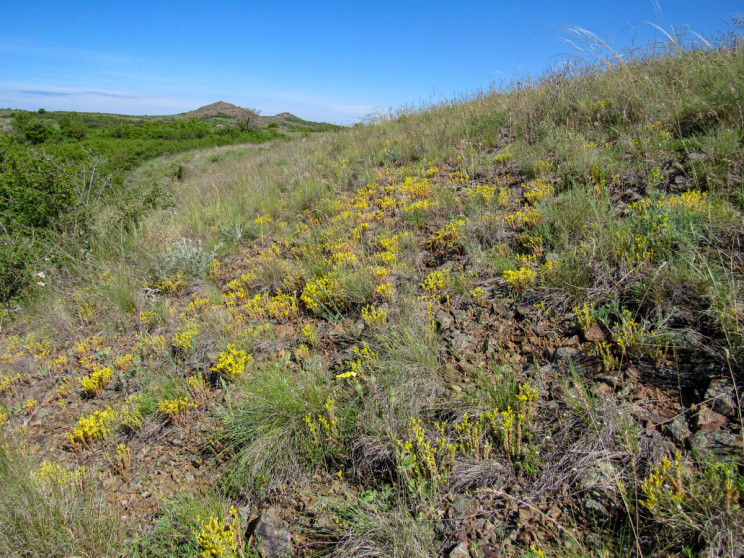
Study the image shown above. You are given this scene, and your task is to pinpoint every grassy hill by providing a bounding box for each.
[0,105,340,303]
[0,34,743,557]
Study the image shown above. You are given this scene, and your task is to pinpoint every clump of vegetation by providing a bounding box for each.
[153,238,217,280]
[66,408,117,448]
[639,453,743,552]
[158,397,197,424]
[0,442,125,556]
[192,508,242,557]
[79,365,113,396]
[211,344,251,380]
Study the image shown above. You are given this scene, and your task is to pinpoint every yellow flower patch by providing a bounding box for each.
[67,408,117,448]
[212,344,251,379]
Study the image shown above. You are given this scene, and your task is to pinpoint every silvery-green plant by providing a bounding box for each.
[153,238,219,279]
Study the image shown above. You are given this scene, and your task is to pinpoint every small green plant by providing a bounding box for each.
[573,302,596,333]
[361,304,388,328]
[505,207,541,229]
[301,274,345,316]
[119,394,144,434]
[493,145,513,165]
[173,321,200,352]
[158,397,197,424]
[22,399,38,412]
[454,413,492,459]
[503,266,537,293]
[188,372,211,400]
[33,461,87,490]
[477,382,538,458]
[429,219,467,251]
[106,444,132,481]
[592,341,618,371]
[522,177,553,204]
[420,269,450,292]
[153,271,187,294]
[0,372,21,395]
[337,343,378,380]
[301,323,320,347]
[397,381,540,490]
[613,308,673,364]
[640,453,743,552]
[531,160,553,179]
[396,417,456,488]
[304,396,343,462]
[470,286,487,306]
[154,238,217,279]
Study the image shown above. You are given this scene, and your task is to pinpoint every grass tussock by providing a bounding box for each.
[0,442,125,557]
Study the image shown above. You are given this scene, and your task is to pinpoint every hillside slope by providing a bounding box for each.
[1,38,743,557]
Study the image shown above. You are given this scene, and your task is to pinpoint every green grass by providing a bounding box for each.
[0,441,125,557]
[221,359,344,492]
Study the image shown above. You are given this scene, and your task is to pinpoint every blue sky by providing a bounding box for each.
[1,1,741,124]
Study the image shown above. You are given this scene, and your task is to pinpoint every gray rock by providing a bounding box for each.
[694,406,727,431]
[688,430,743,458]
[514,304,532,319]
[436,310,454,331]
[538,364,555,376]
[595,372,622,389]
[664,415,691,444]
[451,308,467,323]
[577,460,618,495]
[247,507,292,557]
[33,406,54,420]
[705,378,738,419]
[554,346,579,364]
[450,331,474,351]
[449,541,471,558]
[576,460,620,516]
[448,494,479,520]
[584,496,609,515]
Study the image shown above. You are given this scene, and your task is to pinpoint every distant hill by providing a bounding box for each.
[183,101,303,126]
[184,101,259,120]
[180,101,338,132]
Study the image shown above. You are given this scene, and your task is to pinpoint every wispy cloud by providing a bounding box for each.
[19,90,75,97]
[17,88,140,100]
[84,90,140,99]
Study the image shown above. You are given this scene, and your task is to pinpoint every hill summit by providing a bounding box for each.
[185,101,257,120]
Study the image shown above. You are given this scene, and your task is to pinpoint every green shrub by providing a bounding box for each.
[23,119,55,144]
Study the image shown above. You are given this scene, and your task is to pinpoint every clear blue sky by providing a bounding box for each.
[1,1,741,124]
